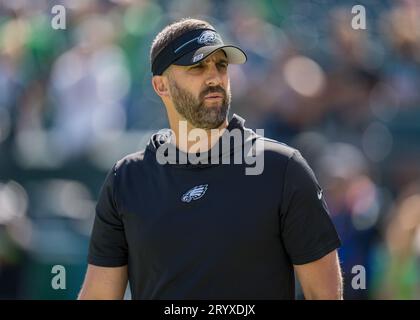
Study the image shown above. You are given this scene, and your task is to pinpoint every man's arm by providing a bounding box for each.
[78,264,128,300]
[294,250,343,300]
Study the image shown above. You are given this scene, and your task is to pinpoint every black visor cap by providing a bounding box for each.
[151,28,247,75]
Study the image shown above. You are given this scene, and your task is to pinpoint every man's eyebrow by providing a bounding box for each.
[188,61,203,67]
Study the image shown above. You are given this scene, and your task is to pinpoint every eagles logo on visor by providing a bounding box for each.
[197,30,217,45]
[151,28,247,75]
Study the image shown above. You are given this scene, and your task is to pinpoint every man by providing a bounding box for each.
[79,18,343,300]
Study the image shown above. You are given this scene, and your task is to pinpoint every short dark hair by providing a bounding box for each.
[150,18,215,69]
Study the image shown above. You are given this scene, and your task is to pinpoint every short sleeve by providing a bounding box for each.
[88,164,128,267]
[280,151,341,265]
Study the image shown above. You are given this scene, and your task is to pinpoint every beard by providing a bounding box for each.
[168,77,231,129]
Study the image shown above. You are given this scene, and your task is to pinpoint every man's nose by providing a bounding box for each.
[204,63,223,87]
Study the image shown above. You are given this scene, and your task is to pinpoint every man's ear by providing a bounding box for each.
[152,75,170,98]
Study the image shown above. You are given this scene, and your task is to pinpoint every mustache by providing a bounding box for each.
[200,86,226,100]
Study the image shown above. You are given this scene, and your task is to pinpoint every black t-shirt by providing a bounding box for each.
[88,114,341,299]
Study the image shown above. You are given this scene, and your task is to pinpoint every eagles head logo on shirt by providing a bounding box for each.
[181,184,208,203]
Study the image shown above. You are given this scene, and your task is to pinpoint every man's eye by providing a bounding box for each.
[191,65,202,69]
[218,63,228,69]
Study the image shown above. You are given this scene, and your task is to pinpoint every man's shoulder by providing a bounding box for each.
[255,135,298,160]
[114,149,147,171]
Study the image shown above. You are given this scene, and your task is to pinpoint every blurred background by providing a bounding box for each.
[0,0,419,299]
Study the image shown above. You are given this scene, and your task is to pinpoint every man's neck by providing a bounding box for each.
[169,117,229,154]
